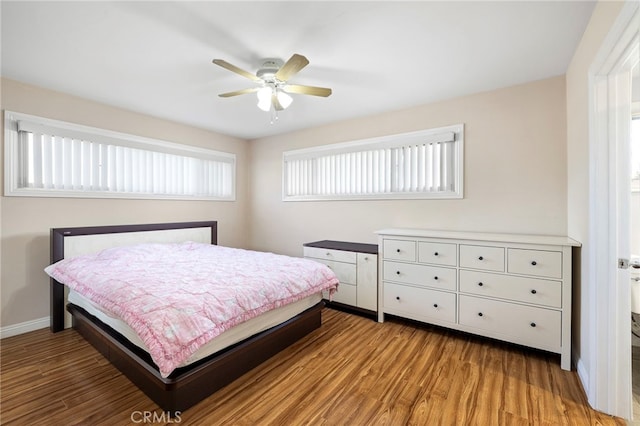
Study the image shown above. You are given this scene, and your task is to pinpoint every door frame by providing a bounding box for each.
[588,1,639,419]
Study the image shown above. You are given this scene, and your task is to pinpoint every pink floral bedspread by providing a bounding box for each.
[44,242,338,377]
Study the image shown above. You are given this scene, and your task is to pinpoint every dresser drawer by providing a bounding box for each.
[303,246,357,264]
[383,239,416,262]
[312,259,357,285]
[459,245,505,272]
[459,295,561,350]
[384,261,457,291]
[324,282,357,305]
[459,270,561,308]
[384,283,456,324]
[418,242,457,266]
[507,249,562,279]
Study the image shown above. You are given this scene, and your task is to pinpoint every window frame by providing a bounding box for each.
[282,124,464,201]
[4,111,236,201]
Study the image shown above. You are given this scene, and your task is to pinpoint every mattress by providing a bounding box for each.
[69,289,322,368]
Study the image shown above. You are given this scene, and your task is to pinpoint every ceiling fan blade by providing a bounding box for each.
[218,87,259,98]
[274,54,309,82]
[212,59,262,82]
[283,84,332,97]
[271,92,284,111]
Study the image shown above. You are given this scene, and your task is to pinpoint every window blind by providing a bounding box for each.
[283,125,463,200]
[5,111,236,200]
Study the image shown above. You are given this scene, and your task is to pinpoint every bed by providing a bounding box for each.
[47,221,337,413]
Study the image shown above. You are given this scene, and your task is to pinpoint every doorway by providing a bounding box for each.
[588,1,638,420]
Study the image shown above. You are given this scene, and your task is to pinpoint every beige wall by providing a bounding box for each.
[0,78,249,328]
[0,66,572,333]
[565,0,625,392]
[248,76,568,257]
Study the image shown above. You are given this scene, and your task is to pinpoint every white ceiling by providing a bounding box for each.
[1,1,596,140]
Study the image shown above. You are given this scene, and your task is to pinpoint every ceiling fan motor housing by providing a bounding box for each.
[256,58,284,81]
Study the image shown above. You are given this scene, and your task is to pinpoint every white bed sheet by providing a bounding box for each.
[68,289,322,368]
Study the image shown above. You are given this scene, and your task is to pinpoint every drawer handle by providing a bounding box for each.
[530,322,537,328]
[531,289,537,294]
[396,296,400,301]
[434,252,439,256]
[434,276,439,280]
[396,271,401,275]
[478,256,484,261]
[433,303,438,308]
[478,282,483,287]
[478,312,483,317]
[326,252,331,256]
[531,261,537,266]
[396,249,401,253]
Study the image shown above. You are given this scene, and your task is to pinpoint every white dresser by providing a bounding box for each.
[377,229,580,370]
[303,240,378,314]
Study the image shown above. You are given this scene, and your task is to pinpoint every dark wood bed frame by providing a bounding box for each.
[49,221,324,413]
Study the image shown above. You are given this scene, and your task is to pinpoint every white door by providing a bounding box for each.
[631,71,640,423]
[612,59,633,420]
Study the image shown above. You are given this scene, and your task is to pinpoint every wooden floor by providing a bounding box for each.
[0,308,625,425]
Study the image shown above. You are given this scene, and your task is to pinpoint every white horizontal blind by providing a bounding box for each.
[5,111,235,200]
[283,124,463,200]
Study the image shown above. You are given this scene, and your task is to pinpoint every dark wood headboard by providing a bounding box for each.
[49,221,218,332]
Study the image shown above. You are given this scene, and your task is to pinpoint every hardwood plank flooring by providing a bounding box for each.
[0,308,625,425]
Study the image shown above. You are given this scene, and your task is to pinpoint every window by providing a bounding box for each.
[4,111,236,200]
[283,124,463,200]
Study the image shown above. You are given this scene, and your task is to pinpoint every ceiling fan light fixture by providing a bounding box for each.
[257,86,272,111]
[276,89,293,109]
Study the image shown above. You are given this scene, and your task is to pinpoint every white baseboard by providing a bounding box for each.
[0,317,49,339]
[576,356,590,403]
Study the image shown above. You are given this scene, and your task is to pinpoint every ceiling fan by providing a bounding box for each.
[212,54,332,113]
